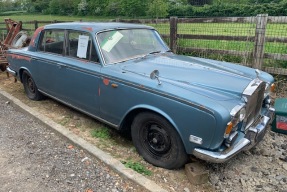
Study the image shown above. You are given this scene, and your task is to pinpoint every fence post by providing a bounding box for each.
[170,17,178,53]
[19,21,23,31]
[252,14,268,69]
[34,20,38,30]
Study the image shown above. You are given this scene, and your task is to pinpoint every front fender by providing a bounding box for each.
[121,103,218,154]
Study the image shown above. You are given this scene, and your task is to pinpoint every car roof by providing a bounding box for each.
[44,22,154,33]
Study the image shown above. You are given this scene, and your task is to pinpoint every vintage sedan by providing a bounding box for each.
[6,22,275,169]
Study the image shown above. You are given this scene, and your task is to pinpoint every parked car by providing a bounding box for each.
[6,22,275,169]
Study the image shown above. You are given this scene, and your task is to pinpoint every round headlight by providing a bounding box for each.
[239,108,246,121]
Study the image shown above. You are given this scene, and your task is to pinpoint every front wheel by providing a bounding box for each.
[22,71,44,101]
[131,112,188,169]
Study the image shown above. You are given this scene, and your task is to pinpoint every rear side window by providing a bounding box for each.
[67,31,99,63]
[39,30,65,55]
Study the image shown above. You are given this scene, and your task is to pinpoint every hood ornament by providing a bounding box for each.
[150,70,161,85]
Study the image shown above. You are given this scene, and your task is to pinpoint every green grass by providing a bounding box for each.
[0,11,27,16]
[91,127,110,139]
[121,160,152,176]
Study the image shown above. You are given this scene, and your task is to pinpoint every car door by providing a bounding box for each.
[31,29,67,97]
[54,30,101,116]
[33,29,101,116]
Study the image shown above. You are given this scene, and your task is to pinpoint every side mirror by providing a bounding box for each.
[150,70,161,85]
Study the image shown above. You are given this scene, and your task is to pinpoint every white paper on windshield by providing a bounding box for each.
[101,31,123,52]
[77,35,89,58]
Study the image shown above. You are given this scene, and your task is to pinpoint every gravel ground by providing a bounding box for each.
[205,128,287,192]
[0,94,146,192]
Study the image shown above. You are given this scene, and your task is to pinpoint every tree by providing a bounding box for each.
[105,0,122,16]
[33,0,50,13]
[188,0,213,5]
[78,0,88,15]
[87,0,107,16]
[169,0,189,5]
[121,0,148,17]
[147,0,168,18]
[49,0,77,15]
[1,0,18,11]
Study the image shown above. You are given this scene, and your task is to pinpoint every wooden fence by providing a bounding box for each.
[114,15,287,75]
[1,15,287,75]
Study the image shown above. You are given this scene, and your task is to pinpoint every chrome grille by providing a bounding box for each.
[244,81,266,128]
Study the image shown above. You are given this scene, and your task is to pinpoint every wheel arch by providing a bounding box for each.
[119,105,183,141]
[19,67,32,83]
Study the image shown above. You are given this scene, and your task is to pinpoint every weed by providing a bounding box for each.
[59,116,70,126]
[91,127,110,139]
[121,160,152,176]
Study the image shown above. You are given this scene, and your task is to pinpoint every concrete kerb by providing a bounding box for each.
[0,89,167,192]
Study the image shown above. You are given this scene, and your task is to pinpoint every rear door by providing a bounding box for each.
[32,29,101,116]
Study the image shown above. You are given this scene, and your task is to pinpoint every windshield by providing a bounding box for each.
[96,29,169,64]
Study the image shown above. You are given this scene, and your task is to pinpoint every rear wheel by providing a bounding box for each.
[131,112,188,169]
[22,71,43,101]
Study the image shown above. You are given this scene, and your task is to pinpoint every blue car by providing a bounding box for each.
[6,22,275,169]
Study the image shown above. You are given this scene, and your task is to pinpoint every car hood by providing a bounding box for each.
[120,54,255,101]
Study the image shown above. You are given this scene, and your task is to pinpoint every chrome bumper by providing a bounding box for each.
[192,107,275,163]
[6,67,17,77]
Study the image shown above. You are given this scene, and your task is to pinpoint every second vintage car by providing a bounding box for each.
[7,22,275,169]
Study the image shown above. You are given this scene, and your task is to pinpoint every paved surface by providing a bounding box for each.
[0,93,148,192]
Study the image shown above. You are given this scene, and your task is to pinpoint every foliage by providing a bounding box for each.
[121,160,152,176]
[2,0,287,17]
[121,0,148,17]
[147,0,168,19]
[169,4,193,17]
[188,0,213,5]
[91,127,110,139]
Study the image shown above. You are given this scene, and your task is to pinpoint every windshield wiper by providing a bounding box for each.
[142,50,161,58]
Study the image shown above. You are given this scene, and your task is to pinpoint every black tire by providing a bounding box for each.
[22,71,43,101]
[131,112,188,169]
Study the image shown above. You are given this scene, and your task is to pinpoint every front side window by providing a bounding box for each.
[97,29,169,64]
[67,31,99,63]
[39,30,65,55]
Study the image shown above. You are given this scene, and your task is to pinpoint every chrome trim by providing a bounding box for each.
[189,135,203,145]
[230,104,245,117]
[193,138,250,163]
[192,108,274,163]
[243,79,266,130]
[243,79,262,96]
[7,67,17,77]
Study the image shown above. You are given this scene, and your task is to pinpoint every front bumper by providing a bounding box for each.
[192,107,275,163]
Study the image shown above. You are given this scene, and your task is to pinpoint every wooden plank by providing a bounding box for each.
[265,37,287,43]
[160,34,170,38]
[264,67,287,75]
[178,34,287,43]
[267,16,287,24]
[178,34,255,41]
[178,17,256,23]
[264,53,287,61]
[112,19,169,24]
[178,47,252,57]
